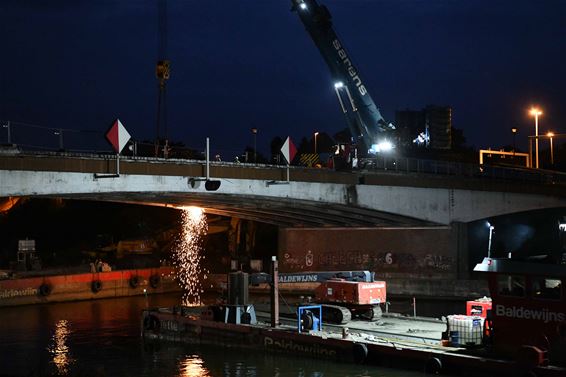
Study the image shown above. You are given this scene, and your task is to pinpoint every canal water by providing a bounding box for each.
[0,293,456,376]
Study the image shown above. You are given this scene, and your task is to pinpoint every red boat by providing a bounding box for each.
[473,256,566,370]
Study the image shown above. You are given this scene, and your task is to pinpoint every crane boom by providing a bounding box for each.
[291,0,394,153]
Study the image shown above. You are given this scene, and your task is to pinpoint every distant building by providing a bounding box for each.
[395,106,452,150]
[395,109,425,148]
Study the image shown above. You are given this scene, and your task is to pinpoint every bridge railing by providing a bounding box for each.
[0,120,244,162]
[361,156,566,185]
[2,119,565,186]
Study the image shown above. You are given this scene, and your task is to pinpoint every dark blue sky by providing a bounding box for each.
[1,0,564,157]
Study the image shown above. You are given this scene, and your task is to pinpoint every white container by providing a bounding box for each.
[447,315,484,346]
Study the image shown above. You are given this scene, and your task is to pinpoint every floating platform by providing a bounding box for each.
[0,267,179,306]
[141,306,566,377]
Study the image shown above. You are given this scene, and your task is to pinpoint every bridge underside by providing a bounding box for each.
[54,192,437,228]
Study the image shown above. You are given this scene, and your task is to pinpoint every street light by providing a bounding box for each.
[2,121,11,144]
[314,132,319,154]
[54,128,64,150]
[529,107,543,169]
[547,131,554,166]
[487,222,495,258]
[251,127,258,163]
[511,127,517,156]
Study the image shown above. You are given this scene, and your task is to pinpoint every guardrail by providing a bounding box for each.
[360,156,566,185]
[2,119,565,186]
[2,146,565,188]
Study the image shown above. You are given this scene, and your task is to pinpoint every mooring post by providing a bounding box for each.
[270,256,279,327]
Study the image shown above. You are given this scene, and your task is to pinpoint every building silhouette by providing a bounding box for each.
[395,106,452,150]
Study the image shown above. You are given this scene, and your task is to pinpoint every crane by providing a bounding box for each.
[291,0,395,158]
[155,0,171,157]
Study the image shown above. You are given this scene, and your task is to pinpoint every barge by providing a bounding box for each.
[141,257,566,376]
[0,266,179,306]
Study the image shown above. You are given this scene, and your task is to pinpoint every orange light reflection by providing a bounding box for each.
[48,319,74,375]
[178,355,211,377]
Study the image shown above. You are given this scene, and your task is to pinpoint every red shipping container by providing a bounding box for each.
[315,280,386,305]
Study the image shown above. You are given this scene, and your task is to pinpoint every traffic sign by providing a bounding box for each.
[105,119,131,154]
[280,136,297,164]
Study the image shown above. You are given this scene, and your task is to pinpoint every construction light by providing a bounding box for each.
[378,140,393,151]
[369,140,393,154]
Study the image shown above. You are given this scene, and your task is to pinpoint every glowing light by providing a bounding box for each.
[334,81,344,88]
[529,107,543,117]
[547,132,554,137]
[172,206,208,306]
[378,140,393,151]
[178,355,211,377]
[299,2,307,10]
[370,140,394,153]
[48,320,74,375]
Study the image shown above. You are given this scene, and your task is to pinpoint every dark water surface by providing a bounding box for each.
[0,294,452,376]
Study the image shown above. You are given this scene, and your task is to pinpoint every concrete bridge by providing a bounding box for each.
[1,151,565,298]
[1,151,565,226]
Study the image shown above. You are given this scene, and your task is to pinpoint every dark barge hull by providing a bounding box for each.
[141,308,566,377]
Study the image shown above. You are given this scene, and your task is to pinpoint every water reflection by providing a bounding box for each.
[223,361,258,376]
[0,294,457,377]
[178,355,210,377]
[48,319,74,375]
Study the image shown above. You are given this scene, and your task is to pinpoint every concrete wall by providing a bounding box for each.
[278,227,456,279]
[277,225,488,299]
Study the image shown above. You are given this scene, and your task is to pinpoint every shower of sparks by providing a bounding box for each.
[47,319,74,375]
[172,206,208,306]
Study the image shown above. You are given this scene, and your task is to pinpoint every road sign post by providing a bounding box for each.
[95,119,131,179]
[268,136,296,186]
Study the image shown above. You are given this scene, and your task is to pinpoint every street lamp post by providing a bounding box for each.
[529,107,543,169]
[547,132,554,166]
[54,128,64,150]
[487,223,495,258]
[511,127,517,157]
[314,132,319,154]
[251,127,258,163]
[2,121,11,144]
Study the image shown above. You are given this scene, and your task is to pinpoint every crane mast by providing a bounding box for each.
[155,0,171,157]
[291,0,394,154]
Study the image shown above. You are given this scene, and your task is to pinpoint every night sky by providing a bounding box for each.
[1,0,564,158]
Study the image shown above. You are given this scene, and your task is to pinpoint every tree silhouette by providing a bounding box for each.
[297,137,310,154]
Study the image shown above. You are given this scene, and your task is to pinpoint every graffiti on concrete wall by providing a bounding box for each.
[282,249,454,273]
